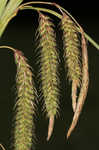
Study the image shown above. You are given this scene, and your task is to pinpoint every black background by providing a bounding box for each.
[0,0,99,150]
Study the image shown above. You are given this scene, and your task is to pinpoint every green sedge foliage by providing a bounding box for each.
[14,50,36,150]
[38,13,60,140]
[0,0,23,37]
[0,0,7,17]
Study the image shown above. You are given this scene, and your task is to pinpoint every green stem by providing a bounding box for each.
[0,45,16,52]
[19,1,53,7]
[20,5,99,51]
[84,33,99,50]
[0,1,99,51]
[19,1,81,28]
[19,1,80,26]
[20,5,62,19]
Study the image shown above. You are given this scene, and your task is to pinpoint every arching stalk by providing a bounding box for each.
[19,4,99,50]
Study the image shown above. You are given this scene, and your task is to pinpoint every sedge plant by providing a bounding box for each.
[0,0,99,150]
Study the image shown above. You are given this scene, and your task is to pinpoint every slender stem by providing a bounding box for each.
[0,144,5,150]
[0,45,16,52]
[84,33,99,50]
[20,5,99,51]
[19,1,81,28]
[55,5,80,27]
[0,2,99,51]
[19,1,53,7]
[20,5,62,19]
[19,1,80,26]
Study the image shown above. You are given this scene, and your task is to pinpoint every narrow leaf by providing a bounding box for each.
[0,0,7,18]
[0,0,23,37]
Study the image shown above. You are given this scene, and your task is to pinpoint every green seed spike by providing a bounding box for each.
[14,50,36,150]
[37,12,60,140]
[61,14,82,112]
[67,29,89,139]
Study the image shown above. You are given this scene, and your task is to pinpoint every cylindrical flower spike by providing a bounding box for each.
[61,14,82,112]
[67,29,89,138]
[14,50,36,150]
[38,13,60,140]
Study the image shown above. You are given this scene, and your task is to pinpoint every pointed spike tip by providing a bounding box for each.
[67,128,72,139]
[47,116,55,141]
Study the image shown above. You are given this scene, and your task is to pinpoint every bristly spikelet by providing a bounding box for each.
[13,50,36,150]
[67,30,89,138]
[61,14,82,112]
[38,13,59,140]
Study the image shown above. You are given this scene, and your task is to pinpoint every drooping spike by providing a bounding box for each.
[67,29,89,139]
[61,14,82,113]
[13,50,36,150]
[37,12,60,140]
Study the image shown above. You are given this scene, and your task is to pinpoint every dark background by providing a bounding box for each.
[0,0,99,150]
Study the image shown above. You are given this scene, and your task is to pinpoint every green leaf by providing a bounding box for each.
[0,0,7,18]
[0,0,23,37]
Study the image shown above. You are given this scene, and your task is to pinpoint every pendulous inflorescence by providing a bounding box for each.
[13,50,36,150]
[0,1,92,149]
[61,13,89,138]
[67,29,89,138]
[37,12,60,141]
[61,14,82,113]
